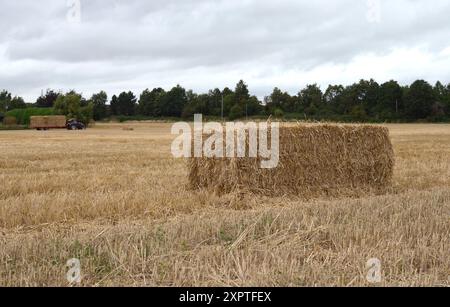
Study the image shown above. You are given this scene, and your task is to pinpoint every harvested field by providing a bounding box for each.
[189,124,395,197]
[0,123,449,286]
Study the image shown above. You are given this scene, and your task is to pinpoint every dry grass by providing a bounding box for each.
[0,122,449,286]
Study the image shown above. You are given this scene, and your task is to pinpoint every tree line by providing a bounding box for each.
[1,79,450,123]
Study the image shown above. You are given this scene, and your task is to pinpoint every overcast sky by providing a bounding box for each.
[1,0,450,101]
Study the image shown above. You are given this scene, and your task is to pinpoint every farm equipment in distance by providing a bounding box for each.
[30,116,86,130]
[67,119,86,130]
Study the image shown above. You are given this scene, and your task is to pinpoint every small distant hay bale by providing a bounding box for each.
[3,116,17,126]
[188,123,395,198]
[122,126,134,131]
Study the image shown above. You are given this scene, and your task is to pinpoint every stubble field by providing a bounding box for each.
[0,123,449,286]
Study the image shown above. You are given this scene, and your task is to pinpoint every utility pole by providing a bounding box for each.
[221,94,224,122]
[246,102,248,121]
[396,99,398,114]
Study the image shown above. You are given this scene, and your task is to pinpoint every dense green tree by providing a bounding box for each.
[234,80,250,106]
[227,80,263,118]
[115,91,137,116]
[9,96,27,110]
[358,79,380,116]
[323,85,344,114]
[445,84,450,117]
[54,91,93,124]
[65,90,88,106]
[350,104,368,122]
[0,90,12,112]
[138,89,152,116]
[2,78,450,122]
[330,80,379,117]
[298,84,323,115]
[182,92,210,119]
[281,94,297,114]
[79,103,94,125]
[404,80,435,120]
[90,91,108,121]
[246,96,263,116]
[208,88,223,116]
[138,88,166,117]
[36,90,60,108]
[54,93,80,119]
[265,87,283,113]
[222,87,233,97]
[229,104,244,120]
[110,95,119,116]
[434,82,450,118]
[340,84,366,115]
[222,93,235,118]
[265,88,297,114]
[161,85,187,117]
[433,81,446,100]
[375,80,403,120]
[0,91,26,112]
[181,92,197,119]
[273,108,284,118]
[430,100,446,120]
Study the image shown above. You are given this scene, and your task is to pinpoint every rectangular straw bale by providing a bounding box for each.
[30,116,67,129]
[188,123,395,198]
[2,116,17,126]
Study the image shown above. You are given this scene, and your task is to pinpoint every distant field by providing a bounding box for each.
[0,123,449,286]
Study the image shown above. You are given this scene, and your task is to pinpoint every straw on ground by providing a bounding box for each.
[0,123,449,286]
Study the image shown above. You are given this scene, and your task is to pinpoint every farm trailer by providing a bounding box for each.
[30,116,86,130]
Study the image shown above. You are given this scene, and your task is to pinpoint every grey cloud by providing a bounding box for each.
[0,0,449,101]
